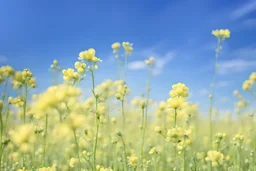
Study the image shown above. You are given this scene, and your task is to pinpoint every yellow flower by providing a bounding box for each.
[69,158,76,168]
[68,113,86,130]
[9,124,36,153]
[128,156,138,167]
[38,166,56,171]
[249,72,256,81]
[82,150,87,156]
[0,100,3,111]
[205,150,224,167]
[122,42,133,55]
[212,29,231,39]
[169,83,189,98]
[155,126,161,133]
[242,79,254,91]
[233,134,244,141]
[111,42,121,53]
[167,97,187,109]
[149,147,157,155]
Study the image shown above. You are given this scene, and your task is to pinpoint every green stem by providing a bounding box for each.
[0,79,8,169]
[183,136,186,171]
[121,99,125,132]
[209,37,221,147]
[4,104,10,132]
[140,107,145,170]
[174,109,177,128]
[73,129,82,170]
[2,77,9,101]
[43,114,48,165]
[121,136,128,171]
[91,69,99,171]
[23,82,28,124]
[83,155,93,170]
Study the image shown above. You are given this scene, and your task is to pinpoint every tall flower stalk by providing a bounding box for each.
[78,48,102,171]
[91,68,100,171]
[140,57,154,169]
[209,29,230,145]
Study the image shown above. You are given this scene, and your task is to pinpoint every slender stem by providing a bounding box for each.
[140,65,152,170]
[209,37,221,146]
[0,79,8,169]
[120,136,128,171]
[140,107,145,169]
[183,136,186,171]
[174,109,177,128]
[4,104,10,132]
[2,77,9,101]
[121,99,125,132]
[43,114,48,165]
[91,69,99,171]
[73,129,82,170]
[23,82,28,124]
[83,155,93,170]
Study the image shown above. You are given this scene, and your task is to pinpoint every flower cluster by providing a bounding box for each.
[205,150,224,167]
[50,60,61,71]
[114,80,130,101]
[166,127,191,143]
[79,48,102,63]
[111,42,121,54]
[128,156,138,167]
[12,69,36,89]
[144,56,155,66]
[169,83,189,98]
[0,65,15,83]
[242,72,256,91]
[122,42,133,55]
[233,134,244,141]
[30,84,81,119]
[9,124,36,153]
[211,29,231,39]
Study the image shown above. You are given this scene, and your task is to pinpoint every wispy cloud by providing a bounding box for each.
[128,52,175,76]
[128,45,176,76]
[128,61,146,70]
[218,59,256,75]
[152,51,175,76]
[0,56,7,63]
[230,0,256,20]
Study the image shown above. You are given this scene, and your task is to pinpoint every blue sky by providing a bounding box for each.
[0,0,256,114]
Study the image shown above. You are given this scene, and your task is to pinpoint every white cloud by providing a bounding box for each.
[127,46,176,76]
[128,61,146,70]
[0,56,7,63]
[152,51,175,76]
[218,59,256,75]
[230,0,256,20]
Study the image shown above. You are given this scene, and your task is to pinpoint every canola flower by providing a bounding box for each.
[209,29,231,150]
[1,30,256,171]
[205,150,224,167]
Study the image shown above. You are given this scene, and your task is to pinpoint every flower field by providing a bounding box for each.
[0,29,256,171]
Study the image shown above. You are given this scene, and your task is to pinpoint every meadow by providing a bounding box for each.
[0,29,256,171]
